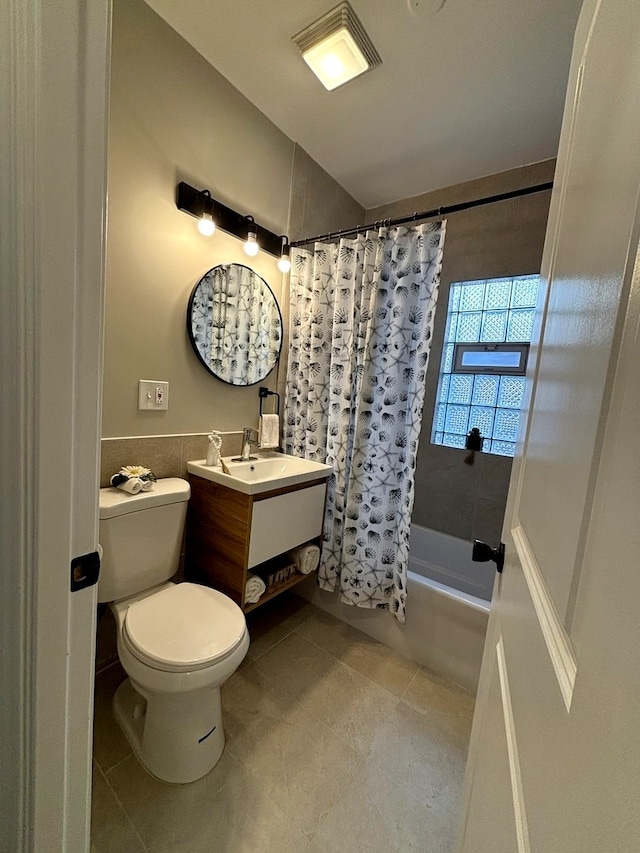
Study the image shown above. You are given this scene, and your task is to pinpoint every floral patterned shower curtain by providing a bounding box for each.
[284,222,446,622]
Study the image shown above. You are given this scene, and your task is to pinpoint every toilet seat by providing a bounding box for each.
[122,582,246,673]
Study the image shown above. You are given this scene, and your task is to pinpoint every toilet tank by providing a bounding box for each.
[98,478,191,603]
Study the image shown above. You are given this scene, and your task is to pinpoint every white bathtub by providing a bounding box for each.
[297,526,492,693]
[409,524,494,601]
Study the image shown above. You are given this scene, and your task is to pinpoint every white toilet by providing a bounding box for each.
[98,477,249,784]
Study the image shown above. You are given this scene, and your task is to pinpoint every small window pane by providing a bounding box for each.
[433,432,444,444]
[456,346,526,372]
[469,406,495,435]
[456,312,482,342]
[498,376,526,409]
[445,312,458,343]
[491,440,516,456]
[448,374,473,404]
[472,375,499,406]
[444,405,469,435]
[484,279,512,310]
[460,282,485,311]
[507,308,535,341]
[443,433,466,449]
[438,374,450,402]
[494,409,520,442]
[449,284,461,312]
[511,277,539,308]
[480,310,508,342]
[443,344,455,372]
[434,403,446,432]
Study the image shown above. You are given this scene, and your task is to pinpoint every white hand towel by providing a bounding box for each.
[290,544,320,575]
[259,414,280,449]
[115,477,143,495]
[139,479,154,491]
[245,572,266,604]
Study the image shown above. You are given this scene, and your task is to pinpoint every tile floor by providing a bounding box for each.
[91,594,474,853]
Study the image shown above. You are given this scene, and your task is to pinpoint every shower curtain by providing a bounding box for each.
[284,222,446,622]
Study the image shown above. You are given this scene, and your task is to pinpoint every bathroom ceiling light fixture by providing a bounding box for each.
[176,182,285,260]
[292,2,381,91]
[277,237,291,273]
[243,217,259,257]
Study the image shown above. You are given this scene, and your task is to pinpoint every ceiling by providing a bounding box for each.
[144,0,584,209]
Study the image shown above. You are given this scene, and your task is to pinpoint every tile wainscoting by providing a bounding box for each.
[100,431,244,488]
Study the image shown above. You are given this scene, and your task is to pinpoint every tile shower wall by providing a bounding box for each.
[367,160,555,545]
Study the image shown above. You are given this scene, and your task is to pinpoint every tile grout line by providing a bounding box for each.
[398,662,422,703]
[101,749,133,779]
[289,620,412,704]
[94,759,149,853]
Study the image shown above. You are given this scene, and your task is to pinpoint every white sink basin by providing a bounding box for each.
[187,452,332,495]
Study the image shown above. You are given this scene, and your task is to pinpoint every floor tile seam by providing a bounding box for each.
[98,757,149,852]
[228,667,365,760]
[293,604,323,630]
[247,656,400,761]
[398,696,473,727]
[100,749,134,779]
[400,669,474,716]
[288,628,408,703]
[399,662,422,702]
[95,659,121,678]
[245,625,298,665]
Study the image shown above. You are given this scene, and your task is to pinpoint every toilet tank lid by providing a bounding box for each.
[99,477,190,519]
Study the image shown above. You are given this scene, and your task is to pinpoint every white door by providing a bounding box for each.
[0,1,111,851]
[460,1,640,850]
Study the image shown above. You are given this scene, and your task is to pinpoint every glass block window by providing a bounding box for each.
[432,275,540,457]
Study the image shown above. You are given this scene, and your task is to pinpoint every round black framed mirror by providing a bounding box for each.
[187,263,283,386]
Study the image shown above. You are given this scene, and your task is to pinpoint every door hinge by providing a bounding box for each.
[472,540,506,573]
[70,550,101,592]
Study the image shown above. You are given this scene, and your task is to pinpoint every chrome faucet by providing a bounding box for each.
[240,427,259,461]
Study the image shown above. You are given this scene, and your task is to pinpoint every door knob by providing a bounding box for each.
[472,540,505,573]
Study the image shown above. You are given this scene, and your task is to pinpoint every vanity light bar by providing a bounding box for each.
[176,181,285,259]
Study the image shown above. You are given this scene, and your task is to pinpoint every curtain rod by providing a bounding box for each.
[290,181,554,247]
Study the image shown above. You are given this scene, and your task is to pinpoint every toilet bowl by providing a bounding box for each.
[98,478,249,784]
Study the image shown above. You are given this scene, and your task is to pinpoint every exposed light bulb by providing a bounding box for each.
[278,238,291,273]
[244,228,259,257]
[197,211,215,236]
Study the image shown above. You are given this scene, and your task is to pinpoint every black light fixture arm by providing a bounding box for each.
[176,181,284,258]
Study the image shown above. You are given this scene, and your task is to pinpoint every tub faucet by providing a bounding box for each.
[240,427,259,461]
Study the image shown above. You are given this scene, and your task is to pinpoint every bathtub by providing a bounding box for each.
[297,525,492,693]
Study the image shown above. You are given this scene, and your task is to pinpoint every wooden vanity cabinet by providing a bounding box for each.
[185,473,329,612]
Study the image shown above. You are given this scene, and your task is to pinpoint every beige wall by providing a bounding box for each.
[104,0,292,438]
[368,160,555,545]
[103,0,363,445]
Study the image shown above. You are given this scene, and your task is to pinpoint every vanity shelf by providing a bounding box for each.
[242,554,317,613]
[185,468,329,612]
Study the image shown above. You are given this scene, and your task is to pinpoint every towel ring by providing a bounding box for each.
[259,386,280,416]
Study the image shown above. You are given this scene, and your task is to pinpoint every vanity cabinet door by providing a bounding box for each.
[248,484,326,568]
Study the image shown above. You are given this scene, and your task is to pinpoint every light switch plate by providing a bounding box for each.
[138,380,169,411]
